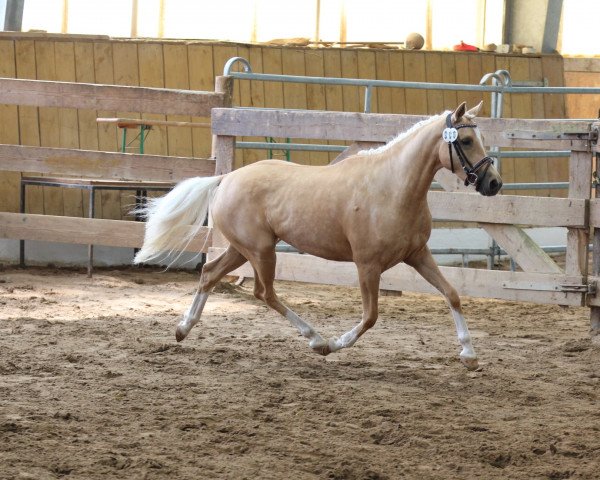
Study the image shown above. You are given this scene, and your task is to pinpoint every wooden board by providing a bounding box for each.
[138,42,168,156]
[0,145,216,181]
[211,108,592,150]
[220,248,584,307]
[427,191,585,227]
[0,39,20,214]
[0,77,225,116]
[0,212,212,252]
[55,41,84,218]
[15,39,43,215]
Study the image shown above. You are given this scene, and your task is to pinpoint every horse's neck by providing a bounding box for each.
[383,119,443,200]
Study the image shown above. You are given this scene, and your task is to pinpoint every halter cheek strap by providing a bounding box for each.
[443,113,493,188]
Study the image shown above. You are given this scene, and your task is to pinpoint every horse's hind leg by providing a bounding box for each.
[248,248,331,355]
[405,246,478,370]
[175,245,246,342]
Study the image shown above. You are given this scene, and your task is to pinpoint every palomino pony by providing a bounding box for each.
[134,101,502,370]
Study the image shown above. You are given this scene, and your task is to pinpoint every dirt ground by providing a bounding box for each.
[1,266,599,480]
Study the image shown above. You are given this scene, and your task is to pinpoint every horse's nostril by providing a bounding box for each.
[489,179,499,191]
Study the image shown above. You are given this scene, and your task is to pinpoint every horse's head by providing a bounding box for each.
[438,102,502,196]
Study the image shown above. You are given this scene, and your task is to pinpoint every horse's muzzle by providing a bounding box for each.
[477,172,503,196]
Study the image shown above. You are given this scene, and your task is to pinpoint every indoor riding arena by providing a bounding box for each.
[1,1,600,479]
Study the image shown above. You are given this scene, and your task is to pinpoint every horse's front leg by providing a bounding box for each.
[327,263,381,353]
[405,246,478,370]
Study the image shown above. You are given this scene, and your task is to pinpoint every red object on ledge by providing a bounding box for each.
[453,41,479,52]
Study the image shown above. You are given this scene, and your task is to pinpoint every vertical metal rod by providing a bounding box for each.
[364,84,373,113]
[19,180,26,268]
[87,188,95,278]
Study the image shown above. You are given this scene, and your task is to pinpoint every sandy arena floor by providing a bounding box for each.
[1,266,599,480]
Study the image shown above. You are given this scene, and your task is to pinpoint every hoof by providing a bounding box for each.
[175,325,188,342]
[312,344,331,356]
[460,355,479,371]
[309,338,331,356]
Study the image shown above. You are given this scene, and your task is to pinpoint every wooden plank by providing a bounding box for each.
[564,57,600,73]
[94,41,118,220]
[427,191,585,227]
[112,42,141,220]
[375,51,392,114]
[212,44,239,105]
[466,53,485,111]
[241,45,267,166]
[357,50,377,113]
[211,108,592,150]
[138,42,168,156]
[565,150,592,277]
[424,52,444,114]
[74,41,99,218]
[222,249,583,306]
[388,50,406,114]
[0,212,212,252]
[0,39,20,214]
[188,43,214,161]
[440,52,458,112]
[234,44,252,168]
[281,48,309,165]
[403,51,427,114]
[0,76,225,116]
[340,49,360,112]
[479,53,496,118]
[213,136,235,175]
[15,39,43,215]
[35,40,63,217]
[55,41,84,219]
[323,48,345,162]
[164,43,194,159]
[589,199,600,228]
[509,56,536,196]
[0,144,216,181]
[304,48,329,166]
[529,57,550,197]
[542,55,568,198]
[261,46,287,162]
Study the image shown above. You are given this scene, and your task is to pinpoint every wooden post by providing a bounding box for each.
[212,75,234,174]
[565,150,592,281]
[591,163,600,335]
[209,75,236,258]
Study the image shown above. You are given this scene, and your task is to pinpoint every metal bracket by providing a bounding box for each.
[502,281,596,295]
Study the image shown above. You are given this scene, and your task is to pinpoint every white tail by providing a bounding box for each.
[133,175,223,265]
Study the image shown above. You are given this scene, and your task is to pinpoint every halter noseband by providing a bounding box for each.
[443,113,493,188]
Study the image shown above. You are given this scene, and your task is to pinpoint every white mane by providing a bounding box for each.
[359,111,450,156]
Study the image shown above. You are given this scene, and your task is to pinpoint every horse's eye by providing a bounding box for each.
[461,138,473,146]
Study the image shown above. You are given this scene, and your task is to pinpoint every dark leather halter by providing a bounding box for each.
[443,113,494,188]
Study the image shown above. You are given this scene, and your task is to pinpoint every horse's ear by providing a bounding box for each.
[465,101,483,119]
[451,102,467,123]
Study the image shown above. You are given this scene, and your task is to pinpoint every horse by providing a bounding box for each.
[134,101,502,370]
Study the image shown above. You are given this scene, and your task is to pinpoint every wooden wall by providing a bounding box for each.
[0,33,570,219]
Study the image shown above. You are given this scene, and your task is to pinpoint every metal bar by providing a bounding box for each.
[228,71,600,95]
[19,180,25,268]
[364,85,373,113]
[88,188,95,278]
